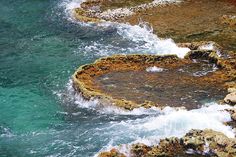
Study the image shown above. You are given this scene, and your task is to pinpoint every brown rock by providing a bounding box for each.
[228,88,236,93]
[101,130,236,157]
[99,148,126,157]
[220,15,236,26]
[73,46,236,110]
[224,92,236,105]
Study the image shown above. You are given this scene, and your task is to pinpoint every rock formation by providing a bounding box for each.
[73,0,236,50]
[73,42,236,110]
[99,129,236,157]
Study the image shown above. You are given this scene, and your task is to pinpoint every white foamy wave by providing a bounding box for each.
[60,80,235,137]
[95,103,235,156]
[55,79,164,115]
[59,0,190,58]
[80,22,190,57]
[59,0,87,22]
[83,41,127,57]
[0,126,14,138]
[116,22,190,58]
[58,80,235,156]
[138,103,234,138]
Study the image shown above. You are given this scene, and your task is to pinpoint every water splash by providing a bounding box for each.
[56,79,235,156]
[116,22,190,58]
[94,103,234,156]
[59,0,190,58]
[56,1,235,156]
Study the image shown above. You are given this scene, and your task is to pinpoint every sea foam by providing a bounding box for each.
[57,1,234,156]
[60,0,190,58]
[94,102,235,156]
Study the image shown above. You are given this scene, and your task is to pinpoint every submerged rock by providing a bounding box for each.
[73,42,236,110]
[99,129,236,157]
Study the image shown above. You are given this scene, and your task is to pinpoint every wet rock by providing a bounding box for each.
[72,0,236,50]
[73,0,178,22]
[73,45,236,110]
[73,8,102,22]
[131,143,152,156]
[224,92,236,105]
[99,130,236,157]
[177,41,222,52]
[228,88,236,93]
[99,148,126,157]
[220,15,236,26]
[227,108,236,121]
[224,108,236,130]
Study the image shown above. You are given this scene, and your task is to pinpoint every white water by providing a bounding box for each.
[58,80,235,137]
[116,22,190,58]
[57,0,235,156]
[93,102,234,156]
[56,81,236,156]
[60,0,190,58]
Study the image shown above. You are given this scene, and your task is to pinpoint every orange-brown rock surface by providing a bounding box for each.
[73,0,236,50]
[72,42,236,110]
[98,129,236,157]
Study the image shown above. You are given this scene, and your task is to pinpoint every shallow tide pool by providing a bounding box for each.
[0,0,234,157]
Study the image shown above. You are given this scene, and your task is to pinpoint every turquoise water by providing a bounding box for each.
[0,0,235,157]
[0,0,159,156]
[0,0,98,156]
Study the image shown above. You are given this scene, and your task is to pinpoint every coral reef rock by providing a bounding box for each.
[99,129,236,157]
[73,42,236,110]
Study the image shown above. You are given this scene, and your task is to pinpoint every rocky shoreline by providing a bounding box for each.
[73,41,236,110]
[99,129,236,157]
[73,0,180,22]
[71,0,236,156]
[73,0,236,50]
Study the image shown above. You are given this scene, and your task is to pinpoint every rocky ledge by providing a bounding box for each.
[99,129,236,157]
[72,42,236,110]
[73,0,177,22]
[73,0,236,51]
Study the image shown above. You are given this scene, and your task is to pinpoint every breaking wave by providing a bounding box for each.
[93,102,234,156]
[59,0,190,58]
[55,1,235,156]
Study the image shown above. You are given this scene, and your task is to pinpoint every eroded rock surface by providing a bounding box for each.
[98,130,236,157]
[73,43,236,110]
[73,0,177,22]
[224,86,236,106]
[220,15,236,26]
[225,93,236,105]
[73,0,236,50]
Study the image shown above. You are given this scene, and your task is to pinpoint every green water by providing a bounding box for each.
[0,0,154,156]
[0,0,93,156]
[1,0,235,157]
